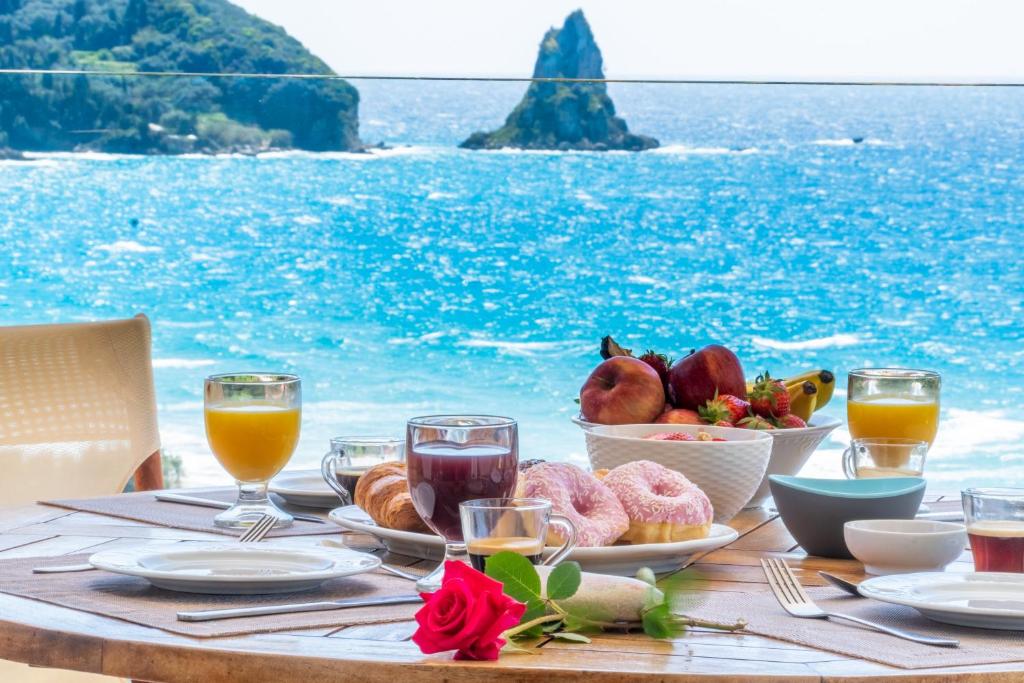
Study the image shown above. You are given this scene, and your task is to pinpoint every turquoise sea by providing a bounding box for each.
[1,81,1023,486]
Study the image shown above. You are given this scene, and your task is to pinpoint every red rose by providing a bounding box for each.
[411,560,527,661]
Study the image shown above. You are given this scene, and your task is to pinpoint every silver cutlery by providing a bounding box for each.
[177,594,422,622]
[378,564,421,582]
[33,513,278,574]
[818,571,861,596]
[155,492,326,524]
[761,558,959,647]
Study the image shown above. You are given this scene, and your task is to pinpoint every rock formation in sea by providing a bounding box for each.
[460,10,657,152]
[0,0,361,154]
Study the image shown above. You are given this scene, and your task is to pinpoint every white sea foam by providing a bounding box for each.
[93,240,163,254]
[22,151,139,161]
[152,358,216,369]
[457,338,586,357]
[626,275,669,287]
[652,145,758,155]
[812,138,889,147]
[427,191,458,200]
[752,333,861,351]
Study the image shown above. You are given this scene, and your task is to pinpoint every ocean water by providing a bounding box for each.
[1,80,1023,487]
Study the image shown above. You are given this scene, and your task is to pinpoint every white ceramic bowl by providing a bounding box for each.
[844,519,967,575]
[583,423,772,522]
[745,414,841,508]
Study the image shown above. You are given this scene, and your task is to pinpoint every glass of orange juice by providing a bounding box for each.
[845,369,940,477]
[204,373,301,529]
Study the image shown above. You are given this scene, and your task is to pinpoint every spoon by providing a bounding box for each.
[818,571,861,596]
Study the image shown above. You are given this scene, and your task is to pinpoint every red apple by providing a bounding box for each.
[655,408,702,425]
[668,345,746,410]
[579,356,665,425]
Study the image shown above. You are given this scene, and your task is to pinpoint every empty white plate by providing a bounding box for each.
[270,470,342,509]
[89,544,380,594]
[328,505,738,576]
[859,572,1024,630]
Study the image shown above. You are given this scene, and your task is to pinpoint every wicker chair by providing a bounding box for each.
[0,315,163,683]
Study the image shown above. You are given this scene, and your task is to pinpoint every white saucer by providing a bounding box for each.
[89,544,380,595]
[270,470,342,509]
[858,572,1024,630]
[328,506,738,576]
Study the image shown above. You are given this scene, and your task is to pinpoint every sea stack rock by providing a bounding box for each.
[460,10,658,151]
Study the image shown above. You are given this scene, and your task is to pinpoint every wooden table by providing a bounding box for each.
[0,490,1017,682]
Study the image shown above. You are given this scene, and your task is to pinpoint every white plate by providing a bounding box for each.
[89,544,381,595]
[270,470,342,509]
[858,572,1024,630]
[328,506,738,576]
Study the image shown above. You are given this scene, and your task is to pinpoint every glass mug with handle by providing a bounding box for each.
[847,368,941,446]
[406,415,519,593]
[204,373,301,529]
[321,436,405,506]
[460,498,578,572]
[963,488,1024,573]
[843,438,929,479]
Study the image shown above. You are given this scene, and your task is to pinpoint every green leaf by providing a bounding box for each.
[642,603,685,640]
[514,598,549,637]
[545,561,581,600]
[500,640,541,655]
[550,632,591,643]
[484,551,542,604]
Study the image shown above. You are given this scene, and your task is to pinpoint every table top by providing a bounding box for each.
[0,490,1018,682]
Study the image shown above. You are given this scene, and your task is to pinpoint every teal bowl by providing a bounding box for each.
[768,476,926,559]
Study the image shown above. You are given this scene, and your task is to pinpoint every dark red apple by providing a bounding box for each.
[655,408,702,425]
[668,345,746,410]
[579,356,665,425]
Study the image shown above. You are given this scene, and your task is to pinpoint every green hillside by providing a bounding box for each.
[0,0,362,153]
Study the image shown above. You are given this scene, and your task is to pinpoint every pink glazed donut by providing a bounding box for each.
[603,460,713,544]
[521,463,628,546]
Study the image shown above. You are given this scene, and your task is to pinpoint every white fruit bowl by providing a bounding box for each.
[583,423,772,522]
[745,414,841,509]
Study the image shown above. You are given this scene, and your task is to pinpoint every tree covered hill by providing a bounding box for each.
[0,0,362,153]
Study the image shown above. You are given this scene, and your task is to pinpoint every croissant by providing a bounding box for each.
[354,462,431,533]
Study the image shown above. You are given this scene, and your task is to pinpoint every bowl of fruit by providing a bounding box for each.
[575,337,841,509]
[584,423,772,522]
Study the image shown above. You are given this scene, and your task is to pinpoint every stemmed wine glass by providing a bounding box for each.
[204,373,301,529]
[406,415,518,592]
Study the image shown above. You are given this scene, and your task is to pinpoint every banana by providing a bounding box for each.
[788,380,818,422]
[783,369,835,412]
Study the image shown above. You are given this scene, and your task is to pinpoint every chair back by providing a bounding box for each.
[0,315,161,505]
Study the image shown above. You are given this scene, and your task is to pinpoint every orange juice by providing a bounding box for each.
[205,404,301,482]
[847,395,939,447]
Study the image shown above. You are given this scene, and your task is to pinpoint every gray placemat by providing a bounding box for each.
[682,586,1024,669]
[0,553,419,637]
[44,488,329,537]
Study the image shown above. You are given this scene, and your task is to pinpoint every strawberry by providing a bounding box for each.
[738,415,775,430]
[644,432,696,441]
[748,371,790,418]
[698,392,750,425]
[638,350,672,394]
[774,413,807,429]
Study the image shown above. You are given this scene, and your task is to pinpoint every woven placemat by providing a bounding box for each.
[0,553,420,637]
[44,488,329,537]
[683,586,1024,669]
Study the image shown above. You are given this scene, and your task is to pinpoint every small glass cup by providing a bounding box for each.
[842,438,928,479]
[963,488,1024,573]
[847,368,941,446]
[321,436,405,506]
[460,498,577,572]
[406,415,519,593]
[204,373,301,529]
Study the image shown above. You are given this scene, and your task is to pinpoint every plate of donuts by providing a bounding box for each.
[329,506,737,576]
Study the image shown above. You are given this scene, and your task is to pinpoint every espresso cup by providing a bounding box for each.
[842,437,928,479]
[459,498,577,571]
[321,436,404,506]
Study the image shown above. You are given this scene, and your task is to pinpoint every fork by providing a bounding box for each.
[760,558,959,647]
[33,513,279,574]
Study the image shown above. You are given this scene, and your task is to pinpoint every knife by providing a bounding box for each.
[155,492,326,524]
[177,594,422,622]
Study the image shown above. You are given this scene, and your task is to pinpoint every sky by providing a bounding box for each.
[233,0,1024,82]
